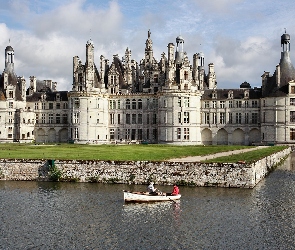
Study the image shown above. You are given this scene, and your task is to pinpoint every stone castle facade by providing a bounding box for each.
[1,30,295,145]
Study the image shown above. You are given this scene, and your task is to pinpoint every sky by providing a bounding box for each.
[0,0,295,91]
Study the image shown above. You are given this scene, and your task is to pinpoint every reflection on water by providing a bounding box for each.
[1,153,295,249]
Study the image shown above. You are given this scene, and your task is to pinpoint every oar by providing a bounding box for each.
[157,189,176,203]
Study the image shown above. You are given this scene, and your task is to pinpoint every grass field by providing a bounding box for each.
[203,146,288,163]
[0,144,288,162]
[0,143,253,161]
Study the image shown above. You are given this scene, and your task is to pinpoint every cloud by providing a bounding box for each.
[0,0,125,90]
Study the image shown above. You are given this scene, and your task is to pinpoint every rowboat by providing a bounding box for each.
[123,190,181,202]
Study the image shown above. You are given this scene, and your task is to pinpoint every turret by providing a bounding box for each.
[175,35,184,64]
[5,45,14,74]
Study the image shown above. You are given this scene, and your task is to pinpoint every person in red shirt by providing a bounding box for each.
[171,184,180,195]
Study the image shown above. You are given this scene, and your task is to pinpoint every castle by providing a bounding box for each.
[0,30,295,145]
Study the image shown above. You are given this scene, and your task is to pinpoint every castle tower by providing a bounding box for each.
[277,30,295,89]
[175,35,184,64]
[86,39,94,89]
[5,45,14,74]
[145,29,153,65]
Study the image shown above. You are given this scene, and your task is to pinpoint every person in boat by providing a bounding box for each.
[170,184,180,196]
[147,182,158,195]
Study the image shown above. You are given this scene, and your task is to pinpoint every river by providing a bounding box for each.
[1,153,295,249]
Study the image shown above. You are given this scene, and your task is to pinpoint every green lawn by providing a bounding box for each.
[0,143,252,161]
[202,146,288,163]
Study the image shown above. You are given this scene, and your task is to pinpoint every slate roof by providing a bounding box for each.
[26,91,68,102]
[201,88,262,100]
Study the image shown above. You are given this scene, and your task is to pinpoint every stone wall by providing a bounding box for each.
[0,147,291,188]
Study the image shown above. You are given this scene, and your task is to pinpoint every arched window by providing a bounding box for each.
[132,99,136,109]
[126,99,130,109]
[138,99,142,109]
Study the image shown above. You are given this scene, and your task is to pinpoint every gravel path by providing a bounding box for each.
[167,146,269,162]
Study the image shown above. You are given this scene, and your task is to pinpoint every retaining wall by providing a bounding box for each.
[0,147,291,188]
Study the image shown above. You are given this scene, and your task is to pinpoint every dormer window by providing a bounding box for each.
[228,90,233,99]
[244,90,249,99]
[212,90,217,99]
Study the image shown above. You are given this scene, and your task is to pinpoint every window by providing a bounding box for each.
[132,99,136,109]
[74,113,79,123]
[236,101,242,108]
[245,113,249,124]
[154,74,158,83]
[212,113,217,124]
[126,99,130,109]
[163,99,167,108]
[291,86,295,94]
[153,114,157,124]
[56,103,60,109]
[245,101,249,108]
[290,111,295,122]
[63,103,68,109]
[229,101,233,108]
[252,100,258,108]
[126,114,130,124]
[74,128,79,139]
[42,114,46,124]
[138,99,142,109]
[147,114,149,124]
[49,114,53,124]
[56,114,60,124]
[110,114,115,124]
[177,128,181,139]
[212,101,216,108]
[204,101,209,108]
[35,103,39,110]
[132,114,137,124]
[42,102,46,109]
[109,100,116,109]
[251,113,258,124]
[110,129,115,140]
[291,98,295,106]
[178,112,181,123]
[117,100,121,109]
[184,71,188,80]
[118,114,121,124]
[138,113,142,124]
[178,97,182,107]
[184,97,189,107]
[204,113,210,124]
[138,129,142,140]
[62,114,68,124]
[183,112,189,123]
[290,128,295,140]
[220,112,225,124]
[49,103,53,109]
[74,98,80,108]
[236,113,242,124]
[131,129,136,140]
[229,113,233,124]
[125,129,130,140]
[184,128,189,140]
[153,129,157,140]
[9,102,13,108]
[9,91,13,98]
[220,101,225,108]
[36,114,39,124]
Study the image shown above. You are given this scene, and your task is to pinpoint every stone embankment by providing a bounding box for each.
[0,147,291,188]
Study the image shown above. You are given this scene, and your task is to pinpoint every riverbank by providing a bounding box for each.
[0,147,291,188]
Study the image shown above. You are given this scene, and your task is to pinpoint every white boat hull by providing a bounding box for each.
[123,191,181,202]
